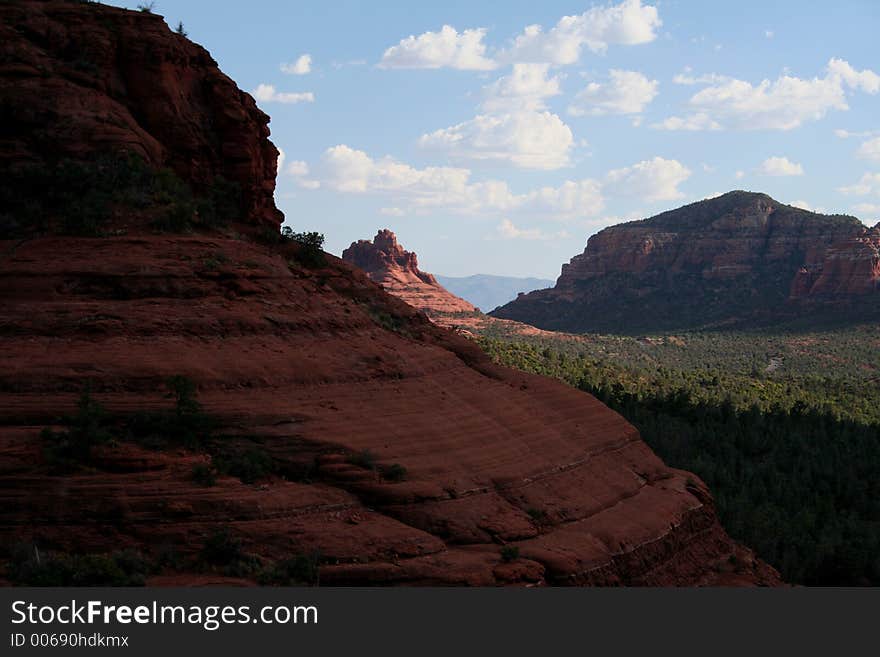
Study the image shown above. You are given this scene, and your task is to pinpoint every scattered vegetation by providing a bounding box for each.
[6,544,149,586]
[198,528,263,578]
[125,376,217,450]
[346,449,377,471]
[41,388,114,470]
[38,377,286,488]
[200,528,244,566]
[136,2,155,12]
[281,226,326,267]
[382,463,407,482]
[364,306,411,336]
[191,462,216,487]
[526,508,547,523]
[0,153,241,238]
[201,252,229,271]
[175,20,188,36]
[500,546,520,563]
[257,552,320,586]
[41,376,219,469]
[215,449,274,484]
[477,325,880,586]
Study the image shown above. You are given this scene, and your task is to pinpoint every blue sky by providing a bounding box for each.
[112,1,879,278]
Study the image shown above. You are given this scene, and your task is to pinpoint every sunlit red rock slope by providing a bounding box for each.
[0,1,778,586]
[343,230,477,315]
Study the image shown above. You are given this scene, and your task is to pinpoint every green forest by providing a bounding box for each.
[476,325,880,585]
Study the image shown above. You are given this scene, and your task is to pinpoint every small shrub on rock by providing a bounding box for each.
[41,387,113,469]
[500,546,520,563]
[382,463,407,482]
[346,449,376,471]
[191,462,216,487]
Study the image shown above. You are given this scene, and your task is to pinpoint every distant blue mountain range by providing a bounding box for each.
[435,274,554,312]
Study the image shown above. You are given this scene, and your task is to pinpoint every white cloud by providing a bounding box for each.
[332,59,368,69]
[282,159,320,189]
[285,160,310,177]
[277,148,285,173]
[827,57,880,93]
[652,112,721,131]
[379,25,496,70]
[834,128,878,138]
[672,72,729,86]
[494,219,569,241]
[312,144,604,219]
[765,30,774,39]
[853,202,880,216]
[735,170,746,179]
[504,0,661,64]
[281,54,312,75]
[790,200,826,213]
[520,179,605,217]
[380,207,405,217]
[481,63,562,112]
[253,84,314,104]
[838,172,880,196]
[857,137,880,162]
[568,69,658,116]
[655,58,880,131]
[418,111,574,170]
[589,211,645,227]
[604,156,691,201]
[304,146,694,218]
[757,156,804,176]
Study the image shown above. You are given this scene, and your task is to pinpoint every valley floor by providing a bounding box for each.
[472,323,880,586]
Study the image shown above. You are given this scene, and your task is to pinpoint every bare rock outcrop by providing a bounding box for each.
[790,223,880,299]
[0,0,282,230]
[343,230,477,315]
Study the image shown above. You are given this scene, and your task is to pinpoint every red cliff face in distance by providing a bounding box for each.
[493,192,877,332]
[0,1,779,586]
[790,223,880,299]
[343,230,477,315]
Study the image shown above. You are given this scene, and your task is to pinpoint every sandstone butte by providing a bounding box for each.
[342,230,477,315]
[343,229,592,342]
[493,191,880,333]
[0,0,780,586]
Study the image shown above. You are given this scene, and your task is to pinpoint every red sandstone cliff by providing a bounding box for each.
[493,192,872,332]
[790,223,880,299]
[342,230,477,315]
[0,1,778,586]
[0,0,282,230]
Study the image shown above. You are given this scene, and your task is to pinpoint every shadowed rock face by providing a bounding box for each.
[0,3,779,586]
[0,0,282,230]
[0,238,779,586]
[493,192,873,332]
[343,230,477,315]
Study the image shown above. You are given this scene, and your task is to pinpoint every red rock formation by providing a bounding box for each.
[343,230,477,315]
[0,236,778,586]
[493,192,868,332]
[0,0,282,230]
[789,224,880,299]
[0,2,778,586]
